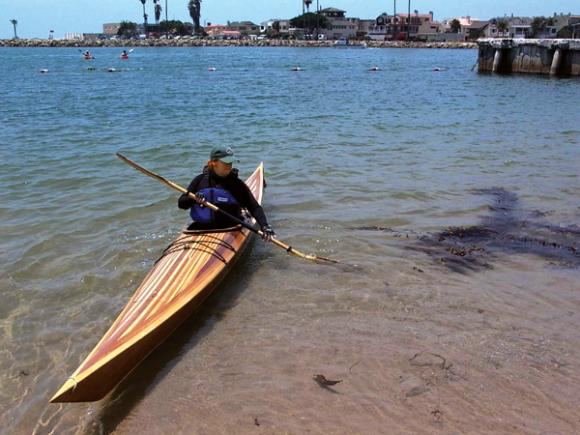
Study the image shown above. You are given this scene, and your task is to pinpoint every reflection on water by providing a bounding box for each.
[0,47,579,434]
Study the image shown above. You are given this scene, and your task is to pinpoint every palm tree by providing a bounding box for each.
[139,0,148,35]
[154,0,162,24]
[304,0,312,13]
[10,19,18,39]
[497,20,508,37]
[450,18,461,34]
[188,0,202,35]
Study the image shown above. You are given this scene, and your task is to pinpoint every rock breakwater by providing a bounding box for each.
[0,38,477,49]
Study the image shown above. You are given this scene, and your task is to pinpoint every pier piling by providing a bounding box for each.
[478,39,580,77]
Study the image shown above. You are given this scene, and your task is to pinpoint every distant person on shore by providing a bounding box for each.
[178,146,275,240]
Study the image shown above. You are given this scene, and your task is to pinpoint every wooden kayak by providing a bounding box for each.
[50,163,264,402]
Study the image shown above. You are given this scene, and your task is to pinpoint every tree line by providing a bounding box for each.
[118,1,331,39]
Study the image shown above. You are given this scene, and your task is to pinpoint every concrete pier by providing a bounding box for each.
[478,38,580,77]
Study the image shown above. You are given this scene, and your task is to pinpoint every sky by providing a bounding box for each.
[1,0,578,39]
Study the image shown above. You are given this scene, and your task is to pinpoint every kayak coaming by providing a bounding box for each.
[51,163,264,403]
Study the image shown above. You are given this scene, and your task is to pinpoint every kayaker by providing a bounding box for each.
[83,50,92,60]
[120,50,129,59]
[178,146,276,240]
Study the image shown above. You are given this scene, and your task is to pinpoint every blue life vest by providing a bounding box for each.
[190,187,240,224]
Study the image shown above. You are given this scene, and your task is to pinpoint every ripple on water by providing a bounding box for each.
[1,47,580,434]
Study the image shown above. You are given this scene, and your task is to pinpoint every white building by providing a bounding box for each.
[64,33,83,41]
[318,8,358,40]
[368,11,441,40]
[260,19,290,36]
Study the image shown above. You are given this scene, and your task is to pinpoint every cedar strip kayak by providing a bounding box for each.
[50,163,264,402]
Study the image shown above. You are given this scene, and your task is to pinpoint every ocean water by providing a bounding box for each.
[1,47,579,434]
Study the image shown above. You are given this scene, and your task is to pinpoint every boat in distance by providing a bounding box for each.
[50,163,264,402]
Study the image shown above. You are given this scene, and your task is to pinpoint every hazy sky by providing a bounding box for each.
[1,0,578,39]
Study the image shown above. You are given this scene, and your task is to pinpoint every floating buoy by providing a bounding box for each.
[87,66,96,71]
[291,66,302,72]
[107,67,117,73]
[432,67,447,72]
[369,66,380,71]
[207,67,216,71]
[39,69,49,74]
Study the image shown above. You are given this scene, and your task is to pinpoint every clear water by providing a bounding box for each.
[1,47,579,434]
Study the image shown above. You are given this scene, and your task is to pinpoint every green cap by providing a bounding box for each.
[210,146,237,164]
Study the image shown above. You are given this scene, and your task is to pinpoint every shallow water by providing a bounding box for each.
[0,47,579,434]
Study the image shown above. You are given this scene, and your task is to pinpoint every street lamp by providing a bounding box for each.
[10,19,18,39]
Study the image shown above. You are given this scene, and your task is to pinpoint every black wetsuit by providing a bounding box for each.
[178,167,268,230]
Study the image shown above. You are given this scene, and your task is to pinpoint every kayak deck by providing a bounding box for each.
[51,163,264,402]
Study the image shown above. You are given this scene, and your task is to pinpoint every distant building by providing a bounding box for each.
[569,16,580,38]
[207,26,242,39]
[260,19,290,36]
[484,20,510,38]
[356,19,376,38]
[64,33,83,41]
[368,11,440,40]
[103,23,121,36]
[533,26,558,39]
[453,16,489,39]
[318,7,358,39]
[82,33,102,42]
[484,16,562,39]
[205,24,228,38]
[227,21,260,37]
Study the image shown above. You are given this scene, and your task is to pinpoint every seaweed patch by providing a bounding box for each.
[352,187,579,273]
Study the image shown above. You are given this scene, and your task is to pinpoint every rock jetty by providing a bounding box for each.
[0,38,477,49]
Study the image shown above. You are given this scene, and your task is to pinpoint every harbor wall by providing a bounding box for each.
[478,39,580,76]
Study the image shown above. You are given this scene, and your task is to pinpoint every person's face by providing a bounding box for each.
[213,160,232,177]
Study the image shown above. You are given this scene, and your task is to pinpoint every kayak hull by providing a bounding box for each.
[51,163,264,402]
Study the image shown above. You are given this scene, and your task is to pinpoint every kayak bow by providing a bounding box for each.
[50,164,264,402]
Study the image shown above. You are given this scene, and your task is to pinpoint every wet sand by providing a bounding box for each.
[12,218,580,433]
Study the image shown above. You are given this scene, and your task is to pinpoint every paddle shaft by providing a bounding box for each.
[116,153,339,264]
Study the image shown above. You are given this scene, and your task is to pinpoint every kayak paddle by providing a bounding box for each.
[116,153,340,264]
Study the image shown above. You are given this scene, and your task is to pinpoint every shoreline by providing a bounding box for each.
[0,38,477,49]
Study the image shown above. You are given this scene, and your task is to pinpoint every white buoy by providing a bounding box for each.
[291,66,302,72]
[369,66,380,71]
[208,67,216,71]
[108,67,117,73]
[39,69,49,74]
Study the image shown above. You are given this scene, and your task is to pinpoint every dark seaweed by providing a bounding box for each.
[352,187,579,273]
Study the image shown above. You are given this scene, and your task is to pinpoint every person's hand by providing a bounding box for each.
[193,192,205,205]
[260,225,276,242]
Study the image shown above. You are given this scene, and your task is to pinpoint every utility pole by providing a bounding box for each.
[316,0,320,40]
[165,0,168,38]
[407,0,411,40]
[393,0,397,40]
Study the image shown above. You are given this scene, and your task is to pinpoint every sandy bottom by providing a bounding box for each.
[11,242,579,434]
